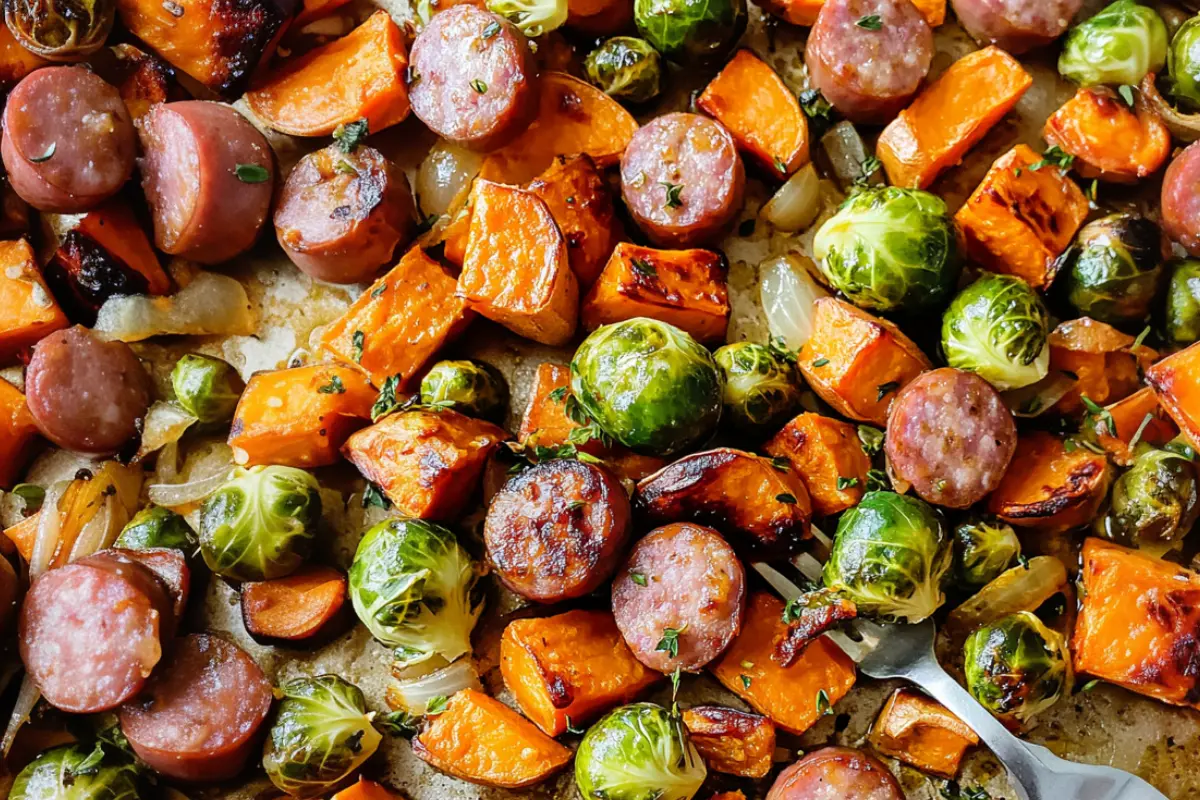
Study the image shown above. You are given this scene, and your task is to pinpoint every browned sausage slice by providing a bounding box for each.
[274,144,416,284]
[409,6,539,152]
[25,326,151,456]
[1163,141,1200,257]
[805,0,933,124]
[620,113,745,248]
[137,101,274,264]
[1,67,136,213]
[611,522,745,673]
[767,747,904,800]
[950,0,1082,54]
[19,558,171,713]
[119,633,272,782]
[885,367,1016,509]
[89,548,191,628]
[484,459,632,603]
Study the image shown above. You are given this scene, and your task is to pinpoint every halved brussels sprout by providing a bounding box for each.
[419,359,509,422]
[198,465,321,582]
[575,703,706,800]
[4,0,115,61]
[485,0,567,36]
[1095,443,1200,554]
[1169,15,1200,108]
[941,274,1051,391]
[571,318,723,457]
[584,37,663,104]
[171,353,244,425]
[953,517,1021,589]
[263,675,383,799]
[1059,0,1168,87]
[114,505,196,552]
[348,517,484,668]
[634,0,745,64]
[1058,213,1167,326]
[822,491,951,623]
[1165,259,1200,344]
[10,743,141,800]
[964,611,1072,727]
[812,187,960,314]
[713,341,803,437]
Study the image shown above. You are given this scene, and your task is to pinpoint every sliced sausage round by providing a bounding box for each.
[484,459,632,603]
[1163,141,1200,257]
[949,0,1082,54]
[767,748,904,800]
[138,101,274,264]
[885,367,1016,509]
[1,67,136,213]
[611,522,745,673]
[409,6,538,152]
[19,558,171,713]
[805,0,933,124]
[274,144,416,284]
[89,548,191,628]
[25,326,151,456]
[620,113,745,248]
[119,633,272,782]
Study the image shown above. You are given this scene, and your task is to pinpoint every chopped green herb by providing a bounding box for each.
[740,674,752,689]
[549,386,568,403]
[1016,554,1031,570]
[1029,145,1075,174]
[836,476,859,490]
[812,357,830,368]
[425,695,449,715]
[1128,412,1155,450]
[317,375,346,394]
[630,257,657,277]
[482,20,501,38]
[855,13,882,29]
[1118,84,1135,107]
[630,571,648,587]
[371,282,388,298]
[362,482,391,509]
[371,374,402,421]
[876,381,900,401]
[660,181,684,209]
[564,715,585,735]
[776,493,798,504]
[1081,395,1117,437]
[770,456,791,472]
[854,155,881,186]
[11,483,44,512]
[857,425,884,456]
[332,118,369,152]
[866,468,889,492]
[351,330,365,363]
[568,500,586,511]
[415,213,441,235]
[470,78,488,93]
[1132,325,1151,350]
[773,155,788,174]
[1079,679,1100,693]
[656,626,685,658]
[235,163,269,183]
[815,688,833,716]
[378,711,418,737]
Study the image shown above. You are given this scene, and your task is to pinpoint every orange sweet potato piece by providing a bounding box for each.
[229,365,375,468]
[295,0,353,24]
[246,11,409,137]
[0,239,67,363]
[1043,87,1170,184]
[319,246,474,389]
[754,0,941,25]
[582,243,728,343]
[681,706,776,778]
[330,778,401,800]
[1074,538,1200,709]
[1047,317,1155,416]
[480,72,639,185]
[987,430,1111,532]
[1090,387,1177,466]
[1147,340,1200,447]
[878,47,1032,190]
[954,144,1089,290]
[413,689,572,788]
[764,413,871,517]
[0,380,38,489]
[527,155,622,289]
[566,0,632,33]
[240,564,349,645]
[798,297,931,426]
[710,591,857,735]
[501,609,660,736]
[458,180,579,346]
[342,408,507,520]
[0,25,46,86]
[92,43,180,121]
[868,689,979,779]
[698,50,809,178]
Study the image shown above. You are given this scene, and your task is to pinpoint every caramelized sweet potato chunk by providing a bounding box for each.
[681,705,776,778]
[330,778,401,800]
[1090,387,1177,466]
[773,588,857,668]
[987,430,1111,532]
[92,43,179,121]
[0,379,39,489]
[0,239,67,364]
[240,564,349,645]
[1147,340,1200,447]
[868,689,979,778]
[1047,317,1155,417]
[0,24,46,86]
[527,155,622,289]
[1043,87,1170,184]
[764,413,871,517]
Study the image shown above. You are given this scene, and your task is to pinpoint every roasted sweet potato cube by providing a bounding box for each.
[501,609,660,737]
[1048,317,1154,416]
[954,144,1090,290]
[330,778,400,800]
[1090,387,1177,466]
[681,705,776,779]
[0,239,67,363]
[868,689,979,778]
[987,431,1111,532]
[319,246,474,389]
[1147,340,1200,447]
[458,180,579,346]
[342,408,507,520]
[798,297,931,426]
[1043,87,1170,184]
[527,155,622,289]
[240,564,350,646]
[0,379,39,489]
[764,413,871,517]
[229,365,375,468]
[92,44,179,121]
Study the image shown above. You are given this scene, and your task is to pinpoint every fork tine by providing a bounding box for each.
[750,561,805,601]
[824,629,869,662]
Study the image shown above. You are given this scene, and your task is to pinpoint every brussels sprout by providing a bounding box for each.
[1169,16,1200,108]
[10,743,141,800]
[575,703,706,800]
[634,0,745,64]
[1165,259,1200,344]
[812,187,961,314]
[348,517,484,667]
[485,0,566,36]
[822,491,951,623]
[1095,444,1200,554]
[1059,0,1168,87]
[170,354,244,424]
[198,465,321,582]
[263,675,382,798]
[4,0,114,60]
[964,611,1072,726]
[114,505,196,552]
[941,274,1051,391]
[571,318,723,457]
[713,341,803,437]
[419,360,508,422]
[584,37,663,104]
[1058,213,1167,326]
[953,517,1021,588]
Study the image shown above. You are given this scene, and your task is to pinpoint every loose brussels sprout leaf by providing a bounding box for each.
[171,354,245,424]
[1058,213,1167,325]
[571,318,723,458]
[964,611,1072,726]
[1165,259,1200,344]
[263,675,383,799]
[10,743,141,800]
[484,0,566,36]
[5,0,115,59]
[812,187,960,314]
[198,465,321,581]
[114,505,196,552]
[634,0,745,64]
[1059,0,1168,87]
[575,703,706,800]
[713,341,803,437]
[822,491,951,623]
[953,517,1021,589]
[418,360,509,422]
[348,517,484,667]
[1170,16,1200,108]
[584,37,663,104]
[941,274,1051,391]
[1094,444,1200,556]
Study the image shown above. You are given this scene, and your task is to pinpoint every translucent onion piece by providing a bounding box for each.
[29,481,68,578]
[760,254,830,350]
[820,121,880,189]
[136,402,198,461]
[416,142,484,219]
[945,556,1069,641]
[386,658,482,716]
[94,271,256,343]
[761,164,822,232]
[148,470,228,508]
[156,440,180,484]
[67,494,116,562]
[1,676,40,757]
